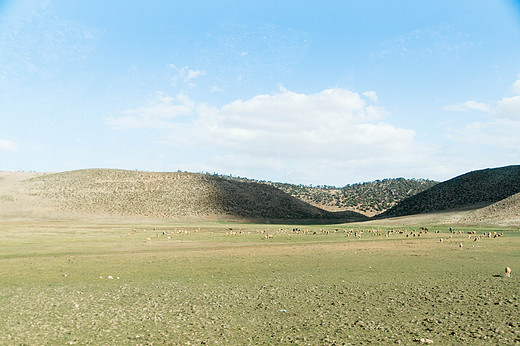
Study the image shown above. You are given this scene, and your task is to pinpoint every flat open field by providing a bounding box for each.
[1,218,519,344]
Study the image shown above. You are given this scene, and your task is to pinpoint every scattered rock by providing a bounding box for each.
[419,338,434,344]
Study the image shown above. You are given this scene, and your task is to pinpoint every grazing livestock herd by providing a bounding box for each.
[123,225,513,278]
[130,225,509,247]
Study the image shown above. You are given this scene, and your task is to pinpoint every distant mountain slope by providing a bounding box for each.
[272,178,438,215]
[22,169,366,221]
[379,165,520,218]
[220,175,437,216]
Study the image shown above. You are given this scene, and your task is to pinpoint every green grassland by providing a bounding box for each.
[0,219,519,344]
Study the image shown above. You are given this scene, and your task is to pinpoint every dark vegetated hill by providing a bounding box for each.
[379,165,520,218]
[25,169,366,221]
[219,175,438,216]
[277,178,438,215]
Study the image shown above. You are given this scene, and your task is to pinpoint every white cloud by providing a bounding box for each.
[446,118,520,151]
[494,95,520,120]
[0,139,18,153]
[186,69,206,81]
[168,65,206,86]
[444,77,520,120]
[362,91,378,103]
[109,87,434,184]
[443,101,491,112]
[107,78,520,184]
[192,89,393,157]
[105,92,195,130]
[443,76,520,167]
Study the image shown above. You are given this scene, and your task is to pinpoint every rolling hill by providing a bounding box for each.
[218,175,438,216]
[2,166,519,225]
[269,178,438,215]
[2,169,366,221]
[379,165,520,218]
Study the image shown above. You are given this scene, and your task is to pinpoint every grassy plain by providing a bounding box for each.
[0,218,519,344]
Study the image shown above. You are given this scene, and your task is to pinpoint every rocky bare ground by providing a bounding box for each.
[1,277,518,344]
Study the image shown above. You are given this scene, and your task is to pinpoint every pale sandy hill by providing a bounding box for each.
[2,169,366,221]
[462,192,520,226]
[0,171,56,217]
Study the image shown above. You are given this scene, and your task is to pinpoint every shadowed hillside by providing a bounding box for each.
[216,175,437,216]
[379,165,520,218]
[270,178,437,216]
[21,169,366,221]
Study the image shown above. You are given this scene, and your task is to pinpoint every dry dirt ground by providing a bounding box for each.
[0,215,518,344]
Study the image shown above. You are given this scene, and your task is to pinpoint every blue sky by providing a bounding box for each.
[1,0,520,185]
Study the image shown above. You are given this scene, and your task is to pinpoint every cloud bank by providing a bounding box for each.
[106,76,520,184]
[107,87,434,183]
[191,89,410,162]
[445,76,520,156]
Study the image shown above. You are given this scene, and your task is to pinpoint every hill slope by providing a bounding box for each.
[15,169,366,221]
[463,192,520,225]
[270,178,437,215]
[379,165,520,218]
[219,175,438,216]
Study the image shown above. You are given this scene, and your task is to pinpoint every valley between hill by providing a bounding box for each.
[1,165,519,226]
